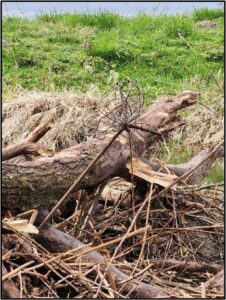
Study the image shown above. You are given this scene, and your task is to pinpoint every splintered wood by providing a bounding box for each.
[101,178,133,204]
[126,157,178,190]
[3,218,39,234]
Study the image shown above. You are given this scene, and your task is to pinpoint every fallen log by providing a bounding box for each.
[34,215,168,298]
[2,92,198,209]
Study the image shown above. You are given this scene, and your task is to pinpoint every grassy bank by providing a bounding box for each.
[2,8,224,182]
[2,8,224,99]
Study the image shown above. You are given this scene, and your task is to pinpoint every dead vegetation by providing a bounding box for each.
[2,87,115,150]
[2,83,224,298]
[170,96,224,151]
[197,20,218,29]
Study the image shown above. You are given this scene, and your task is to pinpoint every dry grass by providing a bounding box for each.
[171,93,224,151]
[3,85,223,152]
[3,87,224,184]
[2,87,119,151]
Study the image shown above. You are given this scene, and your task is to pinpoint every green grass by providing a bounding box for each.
[2,9,224,182]
[2,10,224,101]
[192,8,224,21]
[207,162,224,183]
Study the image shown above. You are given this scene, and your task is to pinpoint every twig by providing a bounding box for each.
[128,123,162,136]
[94,192,155,296]
[2,261,34,281]
[147,258,223,274]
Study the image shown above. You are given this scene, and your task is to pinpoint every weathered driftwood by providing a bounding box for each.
[2,92,198,210]
[2,142,42,162]
[100,144,224,207]
[127,157,178,188]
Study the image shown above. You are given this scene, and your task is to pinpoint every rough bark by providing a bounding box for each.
[2,92,198,210]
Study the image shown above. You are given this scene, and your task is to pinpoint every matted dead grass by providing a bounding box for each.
[2,87,119,151]
[3,87,224,154]
[171,99,224,151]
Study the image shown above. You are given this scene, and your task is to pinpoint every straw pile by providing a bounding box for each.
[3,89,223,152]
[2,87,118,151]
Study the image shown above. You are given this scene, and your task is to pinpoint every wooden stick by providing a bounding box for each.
[2,113,54,161]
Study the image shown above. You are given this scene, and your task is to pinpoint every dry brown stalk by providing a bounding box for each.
[2,260,34,281]
[148,258,223,274]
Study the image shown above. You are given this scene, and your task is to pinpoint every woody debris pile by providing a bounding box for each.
[2,83,224,298]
